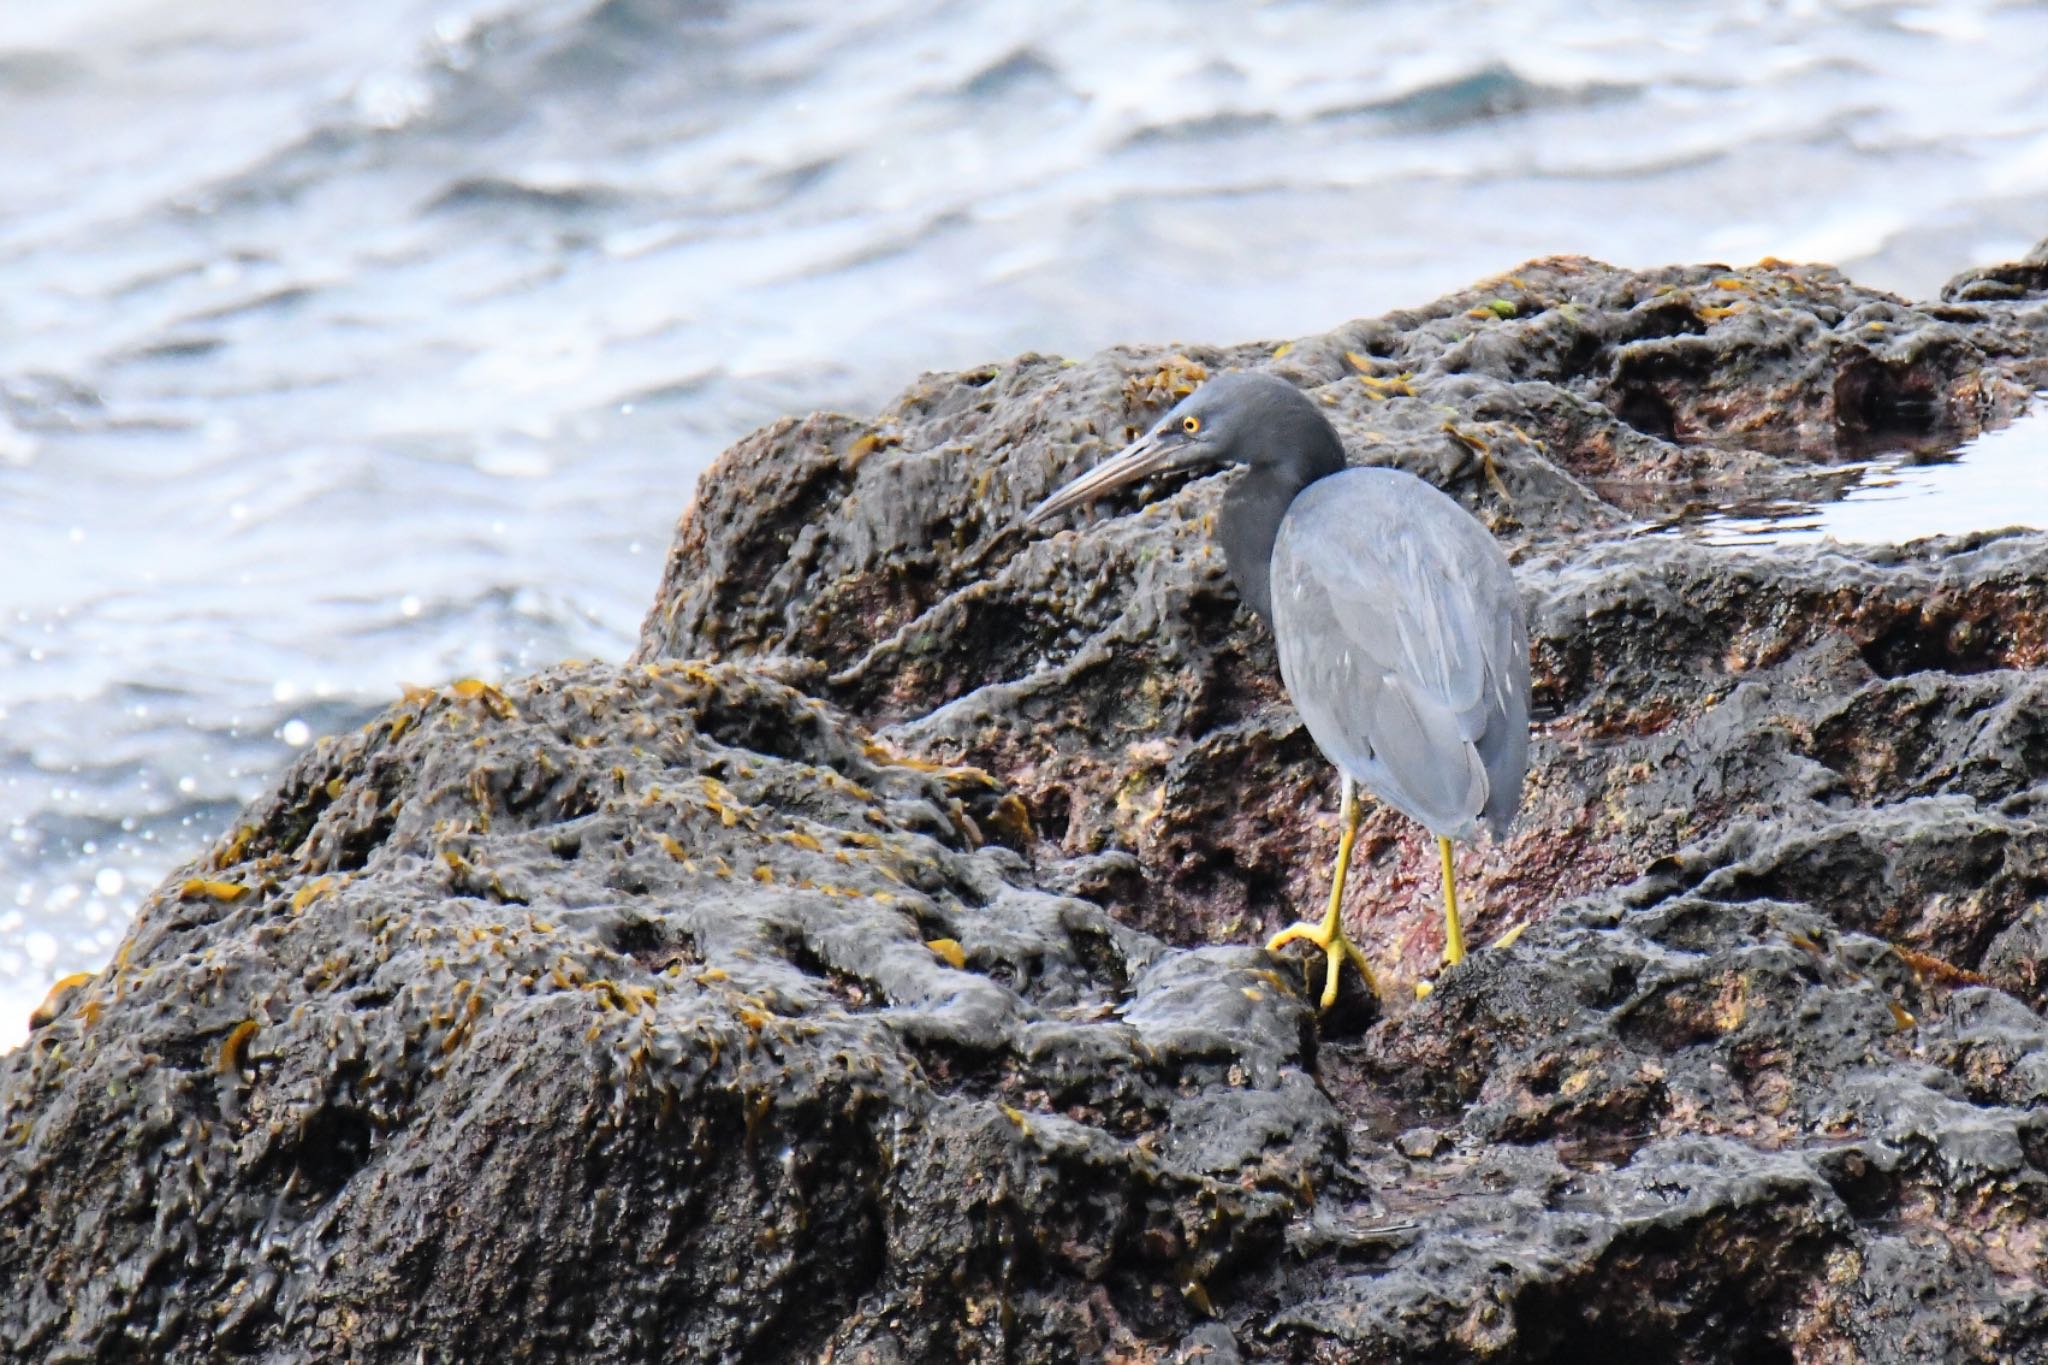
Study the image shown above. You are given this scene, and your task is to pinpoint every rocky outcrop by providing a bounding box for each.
[7,248,2048,1362]
[3,665,1339,1360]
[639,255,2048,994]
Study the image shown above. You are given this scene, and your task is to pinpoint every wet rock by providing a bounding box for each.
[10,239,2048,1362]
[2,665,1333,1361]
[1943,235,2048,304]
[1394,1127,1448,1161]
[637,250,2048,991]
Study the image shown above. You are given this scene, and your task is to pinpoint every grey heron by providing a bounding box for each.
[1027,370,1531,1006]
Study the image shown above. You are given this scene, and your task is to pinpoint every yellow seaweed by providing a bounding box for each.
[845,432,882,470]
[180,879,251,903]
[987,795,1034,843]
[451,678,516,719]
[218,1019,260,1075]
[216,825,255,868]
[29,972,94,1029]
[291,877,334,913]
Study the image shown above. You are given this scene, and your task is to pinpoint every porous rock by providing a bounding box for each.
[4,664,1331,1361]
[9,245,2048,1362]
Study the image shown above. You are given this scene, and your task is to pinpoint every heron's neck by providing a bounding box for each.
[1219,436,1344,623]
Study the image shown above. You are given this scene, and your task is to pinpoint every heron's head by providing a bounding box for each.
[1026,371,1343,526]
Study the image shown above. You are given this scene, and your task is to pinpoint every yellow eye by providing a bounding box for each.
[1181,415,1201,435]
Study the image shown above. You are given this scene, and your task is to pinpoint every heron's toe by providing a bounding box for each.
[1265,922,1320,953]
[1265,918,1379,1008]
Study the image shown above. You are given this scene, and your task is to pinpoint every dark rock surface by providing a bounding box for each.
[640,254,2048,988]
[9,246,2048,1363]
[4,665,1337,1361]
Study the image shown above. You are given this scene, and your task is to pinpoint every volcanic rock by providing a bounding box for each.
[9,247,2048,1362]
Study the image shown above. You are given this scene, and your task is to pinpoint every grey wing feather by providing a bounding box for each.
[1270,469,1530,840]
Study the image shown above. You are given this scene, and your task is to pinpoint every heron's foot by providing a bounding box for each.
[1267,914,1379,1009]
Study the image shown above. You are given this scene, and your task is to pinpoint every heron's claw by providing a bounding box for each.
[1268,772,1380,1009]
[1267,914,1379,1009]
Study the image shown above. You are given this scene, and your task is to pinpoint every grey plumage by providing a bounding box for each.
[1027,368,1532,998]
[1270,468,1529,840]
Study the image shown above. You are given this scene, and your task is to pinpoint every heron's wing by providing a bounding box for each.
[1271,470,1530,838]
[1475,586,1532,836]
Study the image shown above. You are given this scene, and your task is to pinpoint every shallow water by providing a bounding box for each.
[7,0,2048,1042]
[1682,399,2048,545]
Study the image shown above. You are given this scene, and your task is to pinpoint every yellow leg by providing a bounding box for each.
[1438,836,1466,966]
[1267,775,1380,1007]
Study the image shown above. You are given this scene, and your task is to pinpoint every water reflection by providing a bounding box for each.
[1680,399,2048,547]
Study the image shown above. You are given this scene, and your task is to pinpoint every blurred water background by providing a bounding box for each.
[6,0,2048,1044]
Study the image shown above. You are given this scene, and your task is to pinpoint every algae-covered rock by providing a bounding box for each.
[9,242,2048,1362]
[637,252,2048,992]
[3,664,1333,1360]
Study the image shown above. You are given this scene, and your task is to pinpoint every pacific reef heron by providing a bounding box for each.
[1027,371,1531,1006]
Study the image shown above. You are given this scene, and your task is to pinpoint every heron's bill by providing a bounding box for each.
[1026,429,1181,526]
